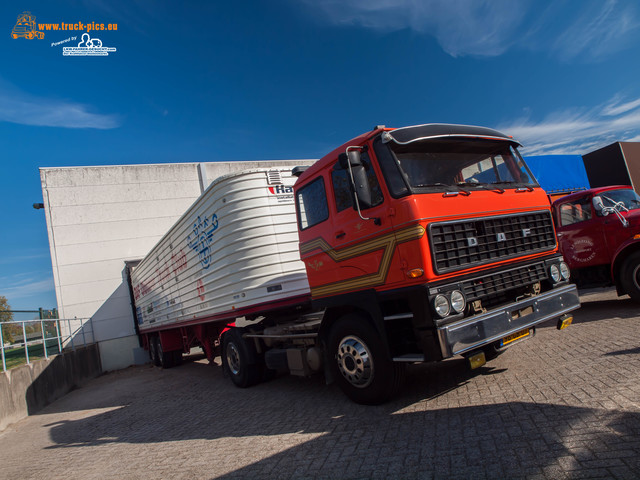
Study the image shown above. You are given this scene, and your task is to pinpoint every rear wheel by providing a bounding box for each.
[149,336,161,366]
[621,252,640,303]
[156,337,176,369]
[222,328,263,388]
[172,350,183,366]
[328,314,405,405]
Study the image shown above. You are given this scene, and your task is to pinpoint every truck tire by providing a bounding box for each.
[156,337,176,369]
[222,328,263,388]
[172,350,183,366]
[621,251,640,303]
[328,314,405,405]
[149,336,161,367]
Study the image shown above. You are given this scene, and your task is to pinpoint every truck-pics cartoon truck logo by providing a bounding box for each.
[11,12,44,39]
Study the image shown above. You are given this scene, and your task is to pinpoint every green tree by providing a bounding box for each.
[0,295,12,322]
[0,295,17,344]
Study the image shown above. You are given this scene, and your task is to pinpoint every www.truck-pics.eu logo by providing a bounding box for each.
[11,11,118,40]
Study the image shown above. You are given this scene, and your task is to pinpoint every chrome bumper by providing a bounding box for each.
[437,283,580,357]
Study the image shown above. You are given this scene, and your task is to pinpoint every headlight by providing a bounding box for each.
[433,294,450,317]
[560,262,570,280]
[450,290,466,313]
[549,264,561,283]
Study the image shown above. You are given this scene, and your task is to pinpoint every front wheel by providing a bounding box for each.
[328,314,405,405]
[222,328,263,388]
[621,251,640,303]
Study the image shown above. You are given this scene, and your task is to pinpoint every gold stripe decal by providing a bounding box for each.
[300,224,425,297]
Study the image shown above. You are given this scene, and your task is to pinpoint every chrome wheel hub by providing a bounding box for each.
[226,342,241,375]
[336,335,373,388]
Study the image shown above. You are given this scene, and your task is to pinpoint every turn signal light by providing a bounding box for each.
[407,268,424,278]
[467,351,486,370]
[557,315,573,330]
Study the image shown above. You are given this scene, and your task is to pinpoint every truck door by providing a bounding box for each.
[322,149,404,296]
[556,195,609,267]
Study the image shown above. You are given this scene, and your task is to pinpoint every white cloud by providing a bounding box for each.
[300,0,640,60]
[602,96,640,116]
[0,277,54,300]
[0,77,120,129]
[499,95,640,155]
[304,0,525,57]
[549,0,640,61]
[0,254,49,265]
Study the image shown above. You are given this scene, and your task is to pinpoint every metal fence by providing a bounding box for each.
[0,318,94,372]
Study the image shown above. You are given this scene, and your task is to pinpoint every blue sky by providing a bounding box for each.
[1,0,640,312]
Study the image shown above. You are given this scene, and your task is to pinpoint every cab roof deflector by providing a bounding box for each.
[382,123,522,147]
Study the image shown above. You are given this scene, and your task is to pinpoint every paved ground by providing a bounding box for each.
[1,289,639,479]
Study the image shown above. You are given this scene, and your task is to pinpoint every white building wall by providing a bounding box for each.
[40,160,315,371]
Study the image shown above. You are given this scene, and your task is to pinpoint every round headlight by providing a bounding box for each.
[549,264,561,283]
[450,290,466,314]
[433,294,450,317]
[560,262,570,280]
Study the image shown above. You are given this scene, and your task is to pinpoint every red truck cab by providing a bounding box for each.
[552,185,640,301]
[294,124,579,403]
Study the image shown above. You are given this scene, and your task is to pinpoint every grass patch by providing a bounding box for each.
[2,339,62,370]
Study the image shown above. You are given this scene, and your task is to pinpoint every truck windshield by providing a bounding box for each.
[600,189,640,211]
[374,137,537,196]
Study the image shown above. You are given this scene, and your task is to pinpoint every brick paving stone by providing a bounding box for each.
[1,289,640,479]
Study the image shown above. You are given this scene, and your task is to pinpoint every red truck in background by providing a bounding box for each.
[130,123,581,404]
[552,185,640,302]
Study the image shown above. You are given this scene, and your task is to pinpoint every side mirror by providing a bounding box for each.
[338,150,363,169]
[593,196,609,216]
[351,163,373,209]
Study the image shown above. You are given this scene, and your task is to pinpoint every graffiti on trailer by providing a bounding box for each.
[187,214,219,269]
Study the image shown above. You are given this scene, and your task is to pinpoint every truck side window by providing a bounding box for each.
[559,197,592,226]
[331,151,384,212]
[297,177,329,230]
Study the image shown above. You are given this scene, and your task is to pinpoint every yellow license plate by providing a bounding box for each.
[500,328,530,347]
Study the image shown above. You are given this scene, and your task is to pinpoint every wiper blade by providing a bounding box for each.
[456,181,504,194]
[414,183,470,196]
[492,181,534,192]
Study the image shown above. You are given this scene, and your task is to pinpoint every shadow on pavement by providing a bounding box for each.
[30,346,640,478]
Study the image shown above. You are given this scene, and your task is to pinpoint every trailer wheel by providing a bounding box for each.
[172,350,183,366]
[222,329,263,388]
[149,336,161,367]
[156,338,175,369]
[328,314,405,405]
[621,251,640,303]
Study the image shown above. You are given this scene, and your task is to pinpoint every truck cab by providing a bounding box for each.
[552,185,640,301]
[294,124,579,403]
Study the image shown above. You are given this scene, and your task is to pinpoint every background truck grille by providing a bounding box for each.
[429,211,556,274]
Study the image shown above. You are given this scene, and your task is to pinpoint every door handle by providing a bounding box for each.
[335,231,346,239]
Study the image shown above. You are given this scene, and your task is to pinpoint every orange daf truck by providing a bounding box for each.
[131,123,580,405]
[286,123,579,403]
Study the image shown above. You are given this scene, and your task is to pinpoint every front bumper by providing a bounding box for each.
[436,283,580,357]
